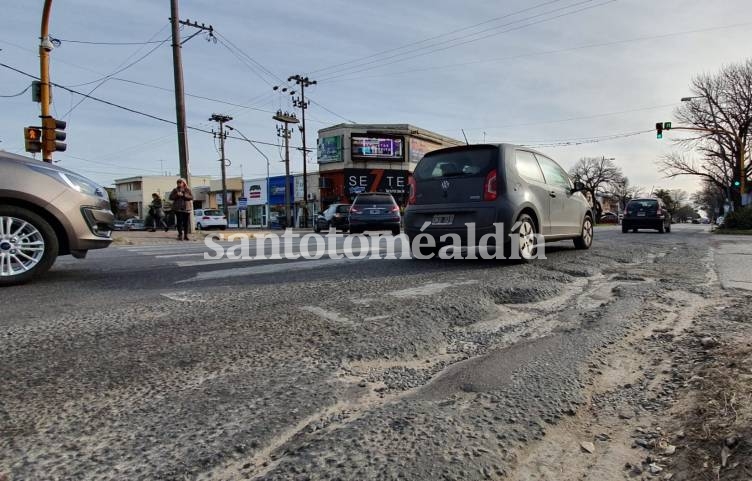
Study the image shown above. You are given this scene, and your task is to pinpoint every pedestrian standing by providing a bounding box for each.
[169,178,193,241]
[148,193,168,232]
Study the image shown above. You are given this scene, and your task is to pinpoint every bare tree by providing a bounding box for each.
[570,156,624,220]
[660,59,752,209]
[691,179,726,218]
[608,177,643,213]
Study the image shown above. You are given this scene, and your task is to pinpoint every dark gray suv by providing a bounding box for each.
[404,144,593,257]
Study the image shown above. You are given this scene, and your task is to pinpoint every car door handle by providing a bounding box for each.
[549,191,557,198]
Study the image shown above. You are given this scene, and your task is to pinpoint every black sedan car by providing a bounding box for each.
[314,203,351,232]
[348,193,401,235]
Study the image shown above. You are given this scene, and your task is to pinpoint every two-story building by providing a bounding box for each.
[316,123,462,207]
[114,175,211,219]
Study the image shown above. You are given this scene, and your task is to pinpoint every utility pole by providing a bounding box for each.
[169,0,190,182]
[289,75,316,228]
[273,110,299,228]
[210,114,232,221]
[39,0,54,163]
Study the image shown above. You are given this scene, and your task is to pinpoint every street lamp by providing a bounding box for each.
[680,96,704,102]
[225,125,271,227]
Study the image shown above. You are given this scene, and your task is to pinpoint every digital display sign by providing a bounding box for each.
[351,135,404,160]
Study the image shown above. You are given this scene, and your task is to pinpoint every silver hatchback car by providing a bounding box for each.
[405,144,593,258]
[0,151,114,286]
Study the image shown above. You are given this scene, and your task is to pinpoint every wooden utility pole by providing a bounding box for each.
[274,110,299,228]
[289,75,316,227]
[39,0,53,163]
[210,114,232,221]
[169,0,190,183]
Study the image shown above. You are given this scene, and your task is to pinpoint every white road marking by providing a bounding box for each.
[299,306,353,326]
[389,280,479,298]
[160,291,206,302]
[176,257,365,283]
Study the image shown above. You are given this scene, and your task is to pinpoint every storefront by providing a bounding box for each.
[268,175,295,228]
[242,178,268,228]
[317,124,463,209]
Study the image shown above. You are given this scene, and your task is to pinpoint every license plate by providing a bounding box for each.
[637,212,646,217]
[432,214,454,225]
[369,209,381,215]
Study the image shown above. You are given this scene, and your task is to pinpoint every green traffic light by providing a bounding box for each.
[733,180,741,187]
[657,133,663,139]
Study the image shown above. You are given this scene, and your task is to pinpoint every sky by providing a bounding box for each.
[1,0,750,196]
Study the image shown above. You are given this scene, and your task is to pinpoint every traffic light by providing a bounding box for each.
[24,126,42,153]
[663,122,672,130]
[655,122,663,139]
[42,116,67,152]
[733,179,742,189]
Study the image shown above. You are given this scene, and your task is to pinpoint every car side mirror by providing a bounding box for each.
[572,181,585,192]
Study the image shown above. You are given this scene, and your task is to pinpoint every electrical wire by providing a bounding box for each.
[512,129,653,147]
[318,0,617,82]
[0,85,30,98]
[308,0,566,75]
[51,38,166,46]
[323,22,752,84]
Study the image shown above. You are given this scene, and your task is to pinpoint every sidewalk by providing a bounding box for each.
[712,234,752,291]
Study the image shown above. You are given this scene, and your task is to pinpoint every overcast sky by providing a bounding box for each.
[1,0,750,195]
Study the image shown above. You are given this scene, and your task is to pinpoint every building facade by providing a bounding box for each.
[316,123,462,207]
[114,175,211,219]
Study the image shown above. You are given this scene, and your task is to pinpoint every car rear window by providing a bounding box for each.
[627,200,658,213]
[354,194,395,205]
[414,146,497,181]
[335,205,351,213]
[203,209,222,216]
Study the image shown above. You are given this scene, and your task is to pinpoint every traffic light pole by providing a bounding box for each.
[39,0,53,163]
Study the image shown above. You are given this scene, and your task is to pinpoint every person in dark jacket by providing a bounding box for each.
[169,178,193,240]
[147,193,168,232]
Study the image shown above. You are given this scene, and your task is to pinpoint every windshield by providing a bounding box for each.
[203,209,222,216]
[414,146,497,181]
[354,194,395,205]
[335,205,351,213]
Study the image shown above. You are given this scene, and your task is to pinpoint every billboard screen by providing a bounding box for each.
[317,135,343,164]
[351,135,404,160]
[409,138,443,163]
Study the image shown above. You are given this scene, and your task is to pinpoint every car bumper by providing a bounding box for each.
[349,216,400,231]
[622,216,665,228]
[45,190,114,254]
[404,202,515,246]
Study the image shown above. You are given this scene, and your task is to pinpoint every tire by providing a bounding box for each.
[391,227,401,236]
[622,224,628,233]
[196,223,202,230]
[666,222,671,233]
[314,222,320,233]
[509,213,538,260]
[632,229,638,233]
[658,222,665,233]
[0,206,59,286]
[220,226,227,231]
[349,227,362,235]
[573,215,593,249]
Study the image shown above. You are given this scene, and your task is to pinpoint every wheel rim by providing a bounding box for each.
[0,216,46,277]
[518,219,536,259]
[582,218,593,246]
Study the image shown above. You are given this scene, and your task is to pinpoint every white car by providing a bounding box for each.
[194,209,227,230]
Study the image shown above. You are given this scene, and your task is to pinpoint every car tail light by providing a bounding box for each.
[350,206,361,214]
[390,205,400,213]
[483,169,497,201]
[656,207,663,215]
[408,177,417,205]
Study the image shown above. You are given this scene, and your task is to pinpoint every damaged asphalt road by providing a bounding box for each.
[0,225,740,480]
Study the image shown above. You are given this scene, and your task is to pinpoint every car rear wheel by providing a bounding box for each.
[349,227,362,235]
[511,213,538,260]
[0,206,59,287]
[622,224,629,233]
[391,227,401,236]
[666,222,671,233]
[573,215,593,249]
[196,223,203,230]
[658,222,665,233]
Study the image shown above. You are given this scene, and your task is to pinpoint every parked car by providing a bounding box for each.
[622,198,671,233]
[112,220,126,231]
[194,209,227,230]
[349,193,401,235]
[0,151,113,286]
[404,144,593,258]
[123,218,146,231]
[599,212,618,224]
[314,203,351,232]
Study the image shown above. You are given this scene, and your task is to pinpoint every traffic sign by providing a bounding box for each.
[238,197,248,208]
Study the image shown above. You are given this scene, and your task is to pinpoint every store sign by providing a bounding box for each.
[345,169,408,195]
[409,137,442,163]
[351,135,404,160]
[317,135,343,164]
[268,176,295,205]
[238,197,248,209]
[243,179,267,205]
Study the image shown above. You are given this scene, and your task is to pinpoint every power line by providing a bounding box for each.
[51,37,166,46]
[512,129,653,147]
[323,22,752,83]
[308,0,566,75]
[0,85,30,98]
[317,0,616,81]
[308,98,355,123]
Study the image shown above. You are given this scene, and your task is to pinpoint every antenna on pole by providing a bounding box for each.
[461,129,470,145]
